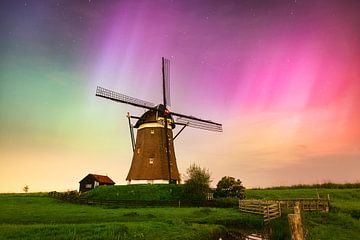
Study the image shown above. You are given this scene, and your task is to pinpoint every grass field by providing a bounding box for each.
[247,188,360,239]
[1,186,359,239]
[247,188,360,216]
[0,193,262,240]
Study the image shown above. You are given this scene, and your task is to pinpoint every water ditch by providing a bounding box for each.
[217,228,270,240]
[212,226,271,240]
[213,216,291,240]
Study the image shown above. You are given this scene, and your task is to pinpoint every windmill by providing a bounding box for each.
[96,57,222,184]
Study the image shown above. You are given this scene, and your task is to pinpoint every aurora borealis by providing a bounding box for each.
[0,0,359,192]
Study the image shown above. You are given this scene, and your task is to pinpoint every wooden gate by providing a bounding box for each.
[239,197,330,223]
[239,200,281,222]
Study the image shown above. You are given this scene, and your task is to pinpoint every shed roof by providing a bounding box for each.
[79,174,115,184]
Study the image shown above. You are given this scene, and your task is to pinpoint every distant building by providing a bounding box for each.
[79,174,115,192]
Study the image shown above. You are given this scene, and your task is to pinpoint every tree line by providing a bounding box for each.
[183,163,246,200]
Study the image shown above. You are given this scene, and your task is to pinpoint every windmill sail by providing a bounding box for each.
[96,86,155,110]
[162,57,171,108]
[173,113,223,132]
[95,57,222,184]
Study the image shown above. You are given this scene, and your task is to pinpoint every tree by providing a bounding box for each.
[23,185,29,193]
[184,164,211,200]
[215,176,245,199]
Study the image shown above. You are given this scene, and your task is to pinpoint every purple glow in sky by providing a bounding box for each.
[0,0,359,192]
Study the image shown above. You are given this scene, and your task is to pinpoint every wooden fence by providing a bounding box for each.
[239,200,281,222]
[259,197,330,212]
[239,197,330,222]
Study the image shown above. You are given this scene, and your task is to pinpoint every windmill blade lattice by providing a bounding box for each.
[95,57,222,184]
[174,114,223,132]
[96,86,156,110]
[162,57,171,108]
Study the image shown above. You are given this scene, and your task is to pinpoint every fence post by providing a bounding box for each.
[326,194,330,212]
[278,202,281,217]
[288,202,304,240]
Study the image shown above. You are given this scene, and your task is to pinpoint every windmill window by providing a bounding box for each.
[137,148,141,154]
[149,157,154,164]
[150,130,155,135]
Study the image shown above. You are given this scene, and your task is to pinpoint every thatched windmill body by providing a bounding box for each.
[96,58,222,184]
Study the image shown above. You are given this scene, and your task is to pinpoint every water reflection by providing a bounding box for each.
[244,233,268,240]
[218,229,269,240]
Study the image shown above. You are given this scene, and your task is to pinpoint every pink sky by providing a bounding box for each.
[0,0,359,192]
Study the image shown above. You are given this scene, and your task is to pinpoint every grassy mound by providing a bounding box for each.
[81,184,185,201]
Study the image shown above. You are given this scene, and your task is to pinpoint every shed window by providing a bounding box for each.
[85,184,92,188]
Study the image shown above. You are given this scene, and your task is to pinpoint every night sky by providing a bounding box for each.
[1,0,359,192]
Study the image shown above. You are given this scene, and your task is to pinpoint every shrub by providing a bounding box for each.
[215,176,246,199]
[184,164,211,201]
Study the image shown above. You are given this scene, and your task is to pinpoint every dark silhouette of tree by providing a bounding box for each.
[215,176,245,199]
[184,164,211,200]
[23,185,29,193]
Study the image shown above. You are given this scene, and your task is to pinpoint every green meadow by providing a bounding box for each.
[247,187,360,239]
[0,186,359,239]
[0,193,262,240]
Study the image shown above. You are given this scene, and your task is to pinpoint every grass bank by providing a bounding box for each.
[1,186,359,239]
[0,193,262,240]
[82,184,185,201]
